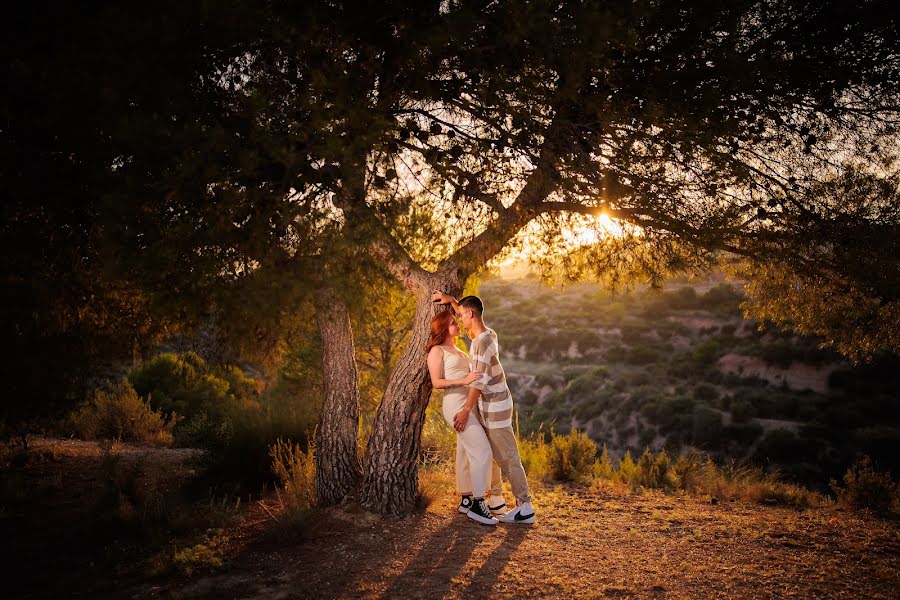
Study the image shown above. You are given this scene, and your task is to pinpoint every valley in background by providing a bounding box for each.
[478,275,900,489]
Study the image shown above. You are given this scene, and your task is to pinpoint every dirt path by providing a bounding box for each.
[137,483,900,599]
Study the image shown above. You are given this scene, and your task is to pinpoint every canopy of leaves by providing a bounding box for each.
[3,0,899,434]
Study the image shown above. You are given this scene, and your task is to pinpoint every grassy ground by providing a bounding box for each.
[4,441,898,599]
[137,479,899,599]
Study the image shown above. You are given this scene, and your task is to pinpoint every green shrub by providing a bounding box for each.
[625,345,661,365]
[70,379,169,444]
[124,353,300,491]
[692,339,722,364]
[173,412,232,449]
[667,286,698,309]
[605,345,628,362]
[128,352,260,422]
[548,430,598,483]
[174,542,223,576]
[724,421,763,446]
[692,406,723,448]
[830,455,900,515]
[729,398,755,423]
[651,395,695,429]
[617,450,636,483]
[671,450,715,493]
[699,284,742,314]
[633,448,674,490]
[754,428,807,464]
[592,444,615,480]
[565,366,610,396]
[420,407,455,468]
[518,435,551,481]
[196,410,315,494]
[693,383,719,402]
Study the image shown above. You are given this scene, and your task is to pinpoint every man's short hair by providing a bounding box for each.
[459,295,484,316]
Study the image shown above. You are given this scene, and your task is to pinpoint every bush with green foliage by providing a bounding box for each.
[671,450,716,492]
[693,383,719,402]
[420,406,456,467]
[518,434,551,481]
[617,450,637,483]
[128,352,260,422]
[69,379,169,444]
[107,352,320,492]
[692,339,722,363]
[729,398,755,423]
[830,455,899,515]
[633,448,674,490]
[624,344,661,365]
[754,428,809,465]
[548,430,598,483]
[692,406,724,448]
[592,444,615,480]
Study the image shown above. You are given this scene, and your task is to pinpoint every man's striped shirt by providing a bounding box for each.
[468,328,514,429]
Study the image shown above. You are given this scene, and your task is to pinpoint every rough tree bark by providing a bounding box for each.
[360,267,463,515]
[315,285,363,506]
[355,158,561,515]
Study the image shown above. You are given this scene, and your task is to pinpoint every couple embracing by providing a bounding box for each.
[427,291,535,526]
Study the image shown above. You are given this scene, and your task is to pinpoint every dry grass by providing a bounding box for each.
[151,482,900,599]
[68,378,172,445]
[520,431,831,509]
[418,466,455,510]
[268,437,316,519]
[5,437,899,599]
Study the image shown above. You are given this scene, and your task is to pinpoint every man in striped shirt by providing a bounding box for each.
[431,291,535,524]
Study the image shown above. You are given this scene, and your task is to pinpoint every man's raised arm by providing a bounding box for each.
[431,290,460,314]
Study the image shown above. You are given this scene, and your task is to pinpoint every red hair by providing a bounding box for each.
[425,310,456,353]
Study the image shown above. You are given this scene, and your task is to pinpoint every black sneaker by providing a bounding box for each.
[457,495,473,514]
[466,498,499,525]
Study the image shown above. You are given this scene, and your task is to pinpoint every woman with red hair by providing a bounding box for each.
[426,309,498,525]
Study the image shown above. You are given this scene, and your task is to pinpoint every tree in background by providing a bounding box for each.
[0,2,264,442]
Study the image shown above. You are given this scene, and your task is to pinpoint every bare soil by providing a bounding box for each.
[141,486,899,599]
[3,440,898,599]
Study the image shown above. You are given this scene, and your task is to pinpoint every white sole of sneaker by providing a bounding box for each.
[466,511,499,525]
[457,506,469,514]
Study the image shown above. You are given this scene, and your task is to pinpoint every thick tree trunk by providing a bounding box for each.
[315,286,362,506]
[360,270,462,515]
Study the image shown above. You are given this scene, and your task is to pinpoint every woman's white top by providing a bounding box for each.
[439,345,470,403]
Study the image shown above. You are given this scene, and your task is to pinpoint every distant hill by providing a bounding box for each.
[478,277,900,488]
